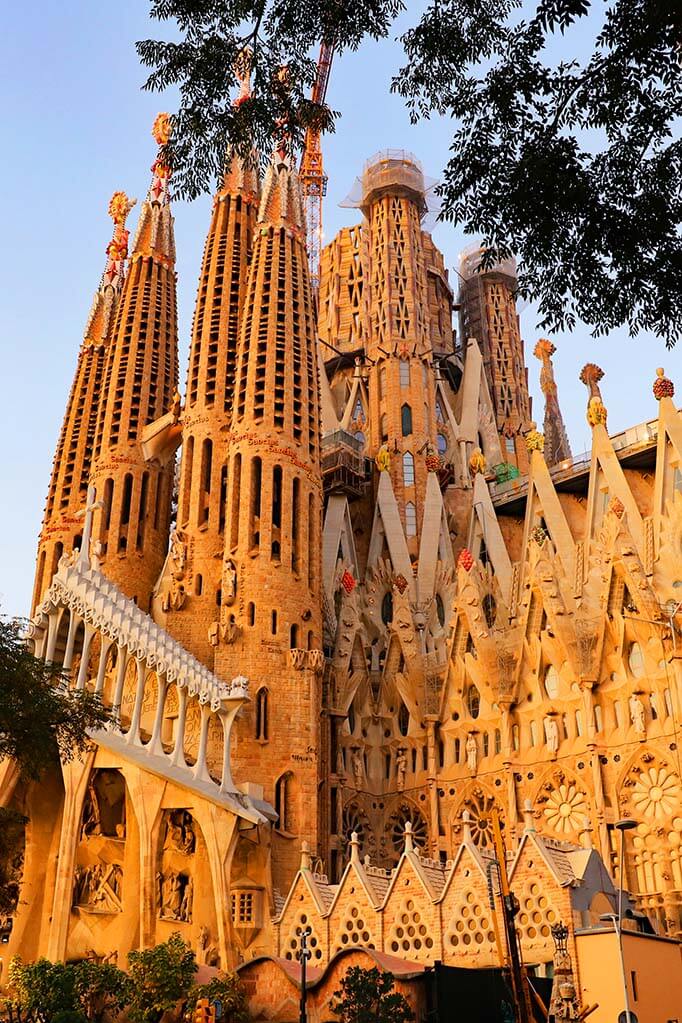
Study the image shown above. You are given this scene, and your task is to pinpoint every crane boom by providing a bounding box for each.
[299,42,335,294]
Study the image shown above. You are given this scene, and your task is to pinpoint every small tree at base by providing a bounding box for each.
[330,966,414,1023]
[184,975,249,1023]
[127,933,197,1023]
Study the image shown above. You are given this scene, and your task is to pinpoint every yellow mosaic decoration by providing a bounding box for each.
[525,428,545,453]
[152,112,171,147]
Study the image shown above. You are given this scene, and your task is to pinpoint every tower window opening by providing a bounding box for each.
[381,591,393,625]
[216,588,222,607]
[195,574,203,596]
[249,456,262,550]
[199,438,213,526]
[271,609,277,635]
[247,602,255,626]
[136,471,149,550]
[466,684,481,719]
[290,623,299,649]
[405,502,417,537]
[291,477,300,573]
[398,703,409,736]
[275,772,294,834]
[180,437,194,526]
[505,435,515,454]
[103,478,114,531]
[218,463,228,534]
[256,688,269,741]
[455,737,461,762]
[401,404,413,437]
[272,464,282,528]
[399,359,410,387]
[436,594,445,627]
[230,453,241,550]
[403,452,415,487]
[120,473,133,526]
[437,432,448,456]
[308,493,315,590]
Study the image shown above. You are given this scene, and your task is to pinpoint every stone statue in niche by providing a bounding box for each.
[224,561,237,604]
[545,715,560,756]
[81,770,126,839]
[197,925,220,966]
[73,863,123,913]
[466,732,478,774]
[163,810,196,854]
[396,749,407,792]
[160,528,188,612]
[629,693,646,736]
[157,870,193,922]
[352,749,364,789]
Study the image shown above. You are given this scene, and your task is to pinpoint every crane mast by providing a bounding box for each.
[299,42,335,294]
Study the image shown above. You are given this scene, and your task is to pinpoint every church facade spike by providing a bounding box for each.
[31,191,136,613]
[90,115,179,610]
[533,338,572,466]
[213,150,323,892]
[160,150,260,664]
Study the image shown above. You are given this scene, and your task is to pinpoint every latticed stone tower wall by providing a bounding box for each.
[167,157,259,665]
[90,150,179,611]
[32,196,135,613]
[459,256,532,469]
[214,153,324,891]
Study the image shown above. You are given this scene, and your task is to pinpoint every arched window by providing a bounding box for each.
[664,688,673,718]
[575,710,584,736]
[594,704,603,731]
[628,642,645,678]
[275,772,295,834]
[399,360,410,387]
[512,725,520,751]
[256,688,269,741]
[403,452,415,487]
[494,728,502,754]
[544,665,560,698]
[529,720,538,747]
[398,703,409,736]
[405,502,417,537]
[466,684,481,719]
[353,396,364,420]
[435,400,444,423]
[380,414,389,443]
[436,594,445,627]
[401,404,413,436]
[482,732,489,757]
[290,623,299,649]
[381,591,394,625]
[437,432,448,456]
[614,700,623,727]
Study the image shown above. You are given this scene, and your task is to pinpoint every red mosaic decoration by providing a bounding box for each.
[608,496,625,519]
[341,570,356,594]
[653,368,674,400]
[394,573,409,594]
[457,548,474,573]
[425,454,442,473]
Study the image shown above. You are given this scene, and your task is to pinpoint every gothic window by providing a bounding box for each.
[594,704,604,731]
[436,594,445,627]
[628,643,645,678]
[494,729,502,754]
[275,772,295,834]
[401,404,413,436]
[382,591,394,625]
[353,396,364,420]
[544,665,560,698]
[674,466,682,494]
[437,432,448,456]
[403,452,415,487]
[614,700,623,727]
[466,685,481,719]
[348,702,356,735]
[482,732,489,757]
[505,436,515,454]
[435,400,444,423]
[249,457,262,550]
[482,594,496,628]
[398,703,409,736]
[650,693,658,720]
[405,502,417,537]
[354,431,366,446]
[399,359,410,387]
[256,688,269,741]
[529,720,538,746]
[218,463,228,534]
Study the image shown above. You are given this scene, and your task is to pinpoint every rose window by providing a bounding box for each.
[543,782,587,835]
[342,804,374,860]
[631,766,681,821]
[462,791,500,849]
[389,804,428,861]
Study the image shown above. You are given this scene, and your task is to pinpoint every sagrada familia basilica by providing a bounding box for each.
[2,109,682,1016]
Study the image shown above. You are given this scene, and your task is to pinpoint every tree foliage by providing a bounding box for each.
[138,0,681,345]
[6,956,130,1023]
[330,966,414,1023]
[126,933,197,1023]
[183,975,249,1023]
[0,618,110,781]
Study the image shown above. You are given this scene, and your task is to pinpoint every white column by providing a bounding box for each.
[95,638,113,696]
[192,703,212,783]
[171,688,188,768]
[148,674,169,756]
[76,627,95,690]
[44,612,59,662]
[63,612,78,672]
[219,706,240,794]
[112,646,129,722]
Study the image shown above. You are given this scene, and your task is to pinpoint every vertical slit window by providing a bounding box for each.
[181,437,194,526]
[250,456,262,550]
[136,471,149,550]
[230,453,241,550]
[291,477,300,573]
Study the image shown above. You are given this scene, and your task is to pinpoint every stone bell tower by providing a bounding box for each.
[162,153,260,665]
[212,148,324,890]
[90,114,179,610]
[32,190,136,613]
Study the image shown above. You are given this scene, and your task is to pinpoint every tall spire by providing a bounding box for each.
[161,137,260,663]
[32,192,136,613]
[214,149,323,891]
[90,115,179,610]
[458,248,533,470]
[533,339,572,466]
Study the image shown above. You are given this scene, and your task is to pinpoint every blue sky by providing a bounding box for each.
[0,3,676,617]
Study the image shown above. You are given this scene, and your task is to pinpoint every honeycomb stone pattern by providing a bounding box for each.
[446,888,496,953]
[387,897,435,960]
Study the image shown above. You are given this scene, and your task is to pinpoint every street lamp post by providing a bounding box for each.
[600,817,638,1023]
[299,927,312,1023]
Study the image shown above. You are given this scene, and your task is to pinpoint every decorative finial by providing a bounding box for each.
[529,524,547,547]
[653,367,674,400]
[525,424,545,453]
[403,819,414,854]
[457,548,474,573]
[75,485,104,568]
[102,192,137,291]
[523,798,536,834]
[234,47,252,107]
[461,809,473,844]
[469,447,486,475]
[580,363,607,428]
[350,831,361,864]
[579,815,594,851]
[533,338,556,362]
[150,113,171,205]
[300,840,312,871]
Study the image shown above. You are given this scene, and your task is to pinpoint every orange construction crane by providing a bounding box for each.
[299,42,335,294]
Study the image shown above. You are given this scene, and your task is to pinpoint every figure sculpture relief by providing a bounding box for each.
[545,715,560,756]
[629,693,646,736]
[157,870,192,922]
[466,732,478,774]
[163,810,196,854]
[396,749,407,792]
[352,749,364,789]
[224,560,237,604]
